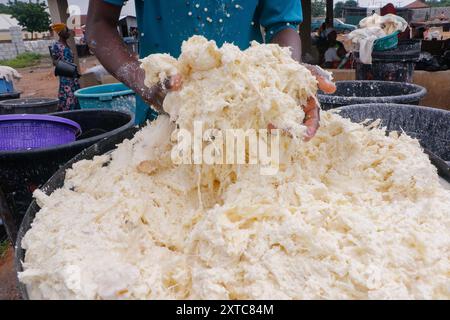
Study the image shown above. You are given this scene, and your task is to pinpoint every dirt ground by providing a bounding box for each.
[0,245,20,300]
[14,55,100,99]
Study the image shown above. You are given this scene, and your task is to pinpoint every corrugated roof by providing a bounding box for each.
[0,14,20,31]
[404,1,430,9]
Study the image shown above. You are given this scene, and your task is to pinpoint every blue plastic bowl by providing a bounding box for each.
[75,83,139,123]
[0,78,14,94]
[373,31,400,51]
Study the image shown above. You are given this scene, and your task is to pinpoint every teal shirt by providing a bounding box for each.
[105,0,302,57]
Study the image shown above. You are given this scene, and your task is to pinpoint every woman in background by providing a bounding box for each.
[51,23,80,111]
[323,30,347,68]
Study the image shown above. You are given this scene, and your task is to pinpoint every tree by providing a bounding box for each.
[7,1,51,39]
[312,0,326,17]
[334,2,345,18]
[0,4,12,14]
[424,0,450,7]
[335,0,359,19]
[344,0,358,8]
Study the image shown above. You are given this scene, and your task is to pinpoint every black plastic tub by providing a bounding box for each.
[355,40,421,83]
[318,81,427,110]
[0,109,134,239]
[338,104,450,163]
[15,105,450,300]
[0,98,59,115]
[0,91,20,101]
[15,125,139,300]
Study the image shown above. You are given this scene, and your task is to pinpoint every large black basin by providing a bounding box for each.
[338,104,450,163]
[15,125,138,300]
[0,91,20,101]
[0,109,134,240]
[0,98,59,115]
[13,104,450,299]
[318,81,427,110]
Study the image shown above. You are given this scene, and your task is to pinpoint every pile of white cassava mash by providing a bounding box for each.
[19,36,450,300]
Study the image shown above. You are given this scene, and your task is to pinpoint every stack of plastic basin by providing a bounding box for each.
[0,98,59,115]
[318,80,427,110]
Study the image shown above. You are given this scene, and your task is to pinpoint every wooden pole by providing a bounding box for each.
[300,0,312,58]
[326,0,334,27]
[47,0,79,68]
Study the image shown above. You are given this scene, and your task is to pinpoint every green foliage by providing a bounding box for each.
[333,0,360,18]
[344,0,358,8]
[312,0,326,17]
[0,3,12,14]
[7,1,51,37]
[0,52,42,69]
[0,239,9,259]
[335,2,345,18]
[424,0,450,7]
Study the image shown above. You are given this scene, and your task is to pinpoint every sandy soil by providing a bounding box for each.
[13,55,100,99]
[0,245,20,300]
[14,57,58,99]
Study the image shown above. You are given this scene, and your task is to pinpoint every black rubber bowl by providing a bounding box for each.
[0,98,59,115]
[0,109,134,234]
[0,91,20,101]
[338,104,450,162]
[15,125,138,300]
[14,104,450,300]
[318,81,427,110]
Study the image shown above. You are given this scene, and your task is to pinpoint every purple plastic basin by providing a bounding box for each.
[0,114,82,151]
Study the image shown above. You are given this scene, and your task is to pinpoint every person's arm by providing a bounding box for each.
[271,28,302,62]
[86,0,180,110]
[260,0,335,140]
[259,0,302,59]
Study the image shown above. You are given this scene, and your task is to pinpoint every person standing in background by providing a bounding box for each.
[323,30,347,68]
[51,23,80,111]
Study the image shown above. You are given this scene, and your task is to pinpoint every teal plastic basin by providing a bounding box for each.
[373,31,399,51]
[75,83,141,124]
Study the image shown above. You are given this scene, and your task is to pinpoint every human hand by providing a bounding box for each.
[301,64,336,141]
[138,74,183,112]
[267,64,336,141]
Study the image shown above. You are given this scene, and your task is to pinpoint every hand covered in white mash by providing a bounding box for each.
[138,73,182,111]
[300,64,336,141]
[268,64,336,141]
[134,53,183,111]
[141,36,330,141]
